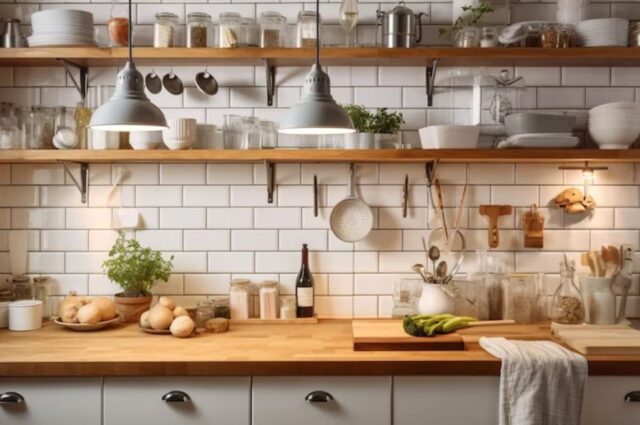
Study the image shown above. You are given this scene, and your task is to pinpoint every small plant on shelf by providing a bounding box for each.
[368,108,405,135]
[439,0,495,37]
[343,104,373,133]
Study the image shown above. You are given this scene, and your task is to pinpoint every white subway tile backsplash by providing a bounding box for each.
[209,252,254,273]
[65,252,107,274]
[137,186,182,207]
[160,208,206,229]
[184,230,230,251]
[160,163,206,185]
[231,230,278,251]
[231,186,275,206]
[168,252,208,273]
[41,230,88,251]
[66,208,112,229]
[562,67,610,87]
[279,229,327,251]
[29,252,65,274]
[11,164,64,185]
[353,295,378,318]
[136,230,183,251]
[0,187,38,207]
[468,164,515,184]
[208,208,253,229]
[184,274,231,295]
[254,207,301,229]
[183,186,229,207]
[537,87,585,109]
[12,208,65,229]
[354,87,402,108]
[316,296,353,318]
[492,185,539,207]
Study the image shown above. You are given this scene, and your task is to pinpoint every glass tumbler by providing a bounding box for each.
[259,120,277,149]
[239,116,260,149]
[223,114,243,149]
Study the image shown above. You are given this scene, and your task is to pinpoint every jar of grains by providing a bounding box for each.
[296,11,320,48]
[260,11,287,48]
[229,278,251,319]
[154,12,178,47]
[187,12,211,47]
[551,260,585,325]
[218,12,241,48]
[259,280,279,319]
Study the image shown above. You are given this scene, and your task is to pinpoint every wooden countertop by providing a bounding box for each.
[0,320,638,377]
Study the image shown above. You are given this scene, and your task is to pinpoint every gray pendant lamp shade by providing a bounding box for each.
[89,0,167,132]
[278,64,355,135]
[90,61,167,132]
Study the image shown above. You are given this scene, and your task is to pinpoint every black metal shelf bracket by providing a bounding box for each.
[402,174,409,218]
[426,58,439,107]
[264,59,276,106]
[57,59,89,102]
[61,161,89,204]
[425,160,439,208]
[265,160,276,203]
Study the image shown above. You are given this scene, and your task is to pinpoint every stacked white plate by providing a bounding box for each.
[576,18,629,47]
[588,102,640,149]
[28,9,96,47]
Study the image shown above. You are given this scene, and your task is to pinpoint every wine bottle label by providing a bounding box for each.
[297,287,314,307]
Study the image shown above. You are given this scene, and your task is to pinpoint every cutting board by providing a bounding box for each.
[551,323,640,355]
[352,320,465,351]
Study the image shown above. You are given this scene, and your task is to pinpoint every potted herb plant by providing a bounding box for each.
[102,232,174,323]
[342,105,405,149]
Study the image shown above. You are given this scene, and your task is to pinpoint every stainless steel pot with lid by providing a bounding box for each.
[376,2,426,48]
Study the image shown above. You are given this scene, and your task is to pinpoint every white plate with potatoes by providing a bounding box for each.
[54,315,121,331]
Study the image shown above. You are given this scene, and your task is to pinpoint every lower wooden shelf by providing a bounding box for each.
[0,149,637,164]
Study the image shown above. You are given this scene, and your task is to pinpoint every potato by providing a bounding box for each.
[58,293,90,318]
[77,304,101,325]
[158,296,175,311]
[149,305,173,330]
[91,297,117,321]
[170,316,195,338]
[140,310,151,329]
[61,306,79,323]
[173,306,189,318]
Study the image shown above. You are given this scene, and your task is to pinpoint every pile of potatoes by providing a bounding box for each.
[140,297,195,338]
[59,293,117,324]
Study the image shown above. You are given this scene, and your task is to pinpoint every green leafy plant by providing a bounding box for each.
[368,108,405,134]
[342,105,405,134]
[343,104,373,133]
[102,232,174,297]
[439,0,494,37]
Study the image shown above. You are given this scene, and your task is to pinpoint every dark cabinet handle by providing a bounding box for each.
[305,390,334,403]
[0,392,24,405]
[162,391,191,403]
[624,391,640,402]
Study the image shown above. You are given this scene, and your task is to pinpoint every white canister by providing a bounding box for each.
[89,129,120,150]
[163,118,197,150]
[0,301,10,328]
[9,300,43,331]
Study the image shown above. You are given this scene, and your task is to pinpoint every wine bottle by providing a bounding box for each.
[296,244,314,318]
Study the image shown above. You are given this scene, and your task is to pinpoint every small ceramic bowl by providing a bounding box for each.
[129,131,163,150]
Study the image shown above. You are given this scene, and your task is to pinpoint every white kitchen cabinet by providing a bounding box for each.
[582,377,640,425]
[104,377,250,425]
[393,376,499,425]
[252,376,392,425]
[0,377,101,425]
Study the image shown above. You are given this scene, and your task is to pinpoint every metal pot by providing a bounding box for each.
[376,2,426,48]
[1,18,25,48]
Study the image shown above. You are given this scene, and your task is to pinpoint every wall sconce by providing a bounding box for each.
[558,161,608,196]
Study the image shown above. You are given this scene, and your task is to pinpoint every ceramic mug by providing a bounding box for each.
[163,118,197,150]
[418,283,455,315]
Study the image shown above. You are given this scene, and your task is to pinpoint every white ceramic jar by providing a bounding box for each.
[9,300,42,331]
[417,284,455,315]
[162,118,197,150]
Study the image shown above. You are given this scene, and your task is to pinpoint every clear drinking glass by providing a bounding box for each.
[239,116,260,149]
[259,120,277,149]
[223,114,243,149]
[339,0,358,46]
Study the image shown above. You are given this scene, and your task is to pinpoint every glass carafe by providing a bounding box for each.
[551,259,585,325]
[339,0,358,46]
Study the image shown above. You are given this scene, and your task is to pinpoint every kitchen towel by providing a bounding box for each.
[479,337,588,425]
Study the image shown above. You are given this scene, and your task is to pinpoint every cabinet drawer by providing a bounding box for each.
[0,377,101,425]
[252,376,391,425]
[582,377,640,425]
[394,376,499,425]
[104,377,250,425]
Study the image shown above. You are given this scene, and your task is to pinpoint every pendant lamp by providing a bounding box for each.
[278,0,355,135]
[90,0,167,131]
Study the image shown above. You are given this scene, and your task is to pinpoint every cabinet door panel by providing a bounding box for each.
[252,376,391,425]
[394,376,499,425]
[0,377,101,425]
[582,377,640,425]
[104,377,250,425]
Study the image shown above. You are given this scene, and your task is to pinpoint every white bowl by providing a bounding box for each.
[589,125,640,149]
[130,131,162,150]
[590,102,640,114]
[163,139,194,150]
[418,125,480,149]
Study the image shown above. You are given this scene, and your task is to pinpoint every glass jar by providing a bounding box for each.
[296,11,320,48]
[258,120,277,149]
[229,278,251,319]
[187,12,211,47]
[280,298,296,320]
[239,116,260,149]
[551,260,585,324]
[454,27,480,48]
[391,278,422,318]
[218,12,241,48]
[223,114,243,149]
[0,103,21,150]
[154,12,178,47]
[239,18,260,46]
[74,101,92,150]
[213,298,231,319]
[195,300,214,329]
[502,274,537,324]
[479,27,499,47]
[33,276,51,319]
[524,23,542,47]
[259,280,279,319]
[108,1,129,47]
[11,276,32,301]
[630,21,640,47]
[260,12,287,48]
[20,107,44,150]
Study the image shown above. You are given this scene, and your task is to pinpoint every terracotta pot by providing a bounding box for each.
[114,294,152,323]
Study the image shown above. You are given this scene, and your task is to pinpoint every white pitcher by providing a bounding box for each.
[418,284,455,315]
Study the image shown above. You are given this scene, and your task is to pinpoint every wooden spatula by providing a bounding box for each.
[479,205,512,248]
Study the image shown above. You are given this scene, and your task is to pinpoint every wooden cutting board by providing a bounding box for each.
[352,319,465,351]
[551,323,640,355]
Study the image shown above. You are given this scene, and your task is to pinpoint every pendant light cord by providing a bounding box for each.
[128,0,133,62]
[315,0,320,65]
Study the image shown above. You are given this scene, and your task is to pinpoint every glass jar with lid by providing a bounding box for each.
[195,299,214,329]
[187,12,211,47]
[551,259,585,325]
[260,11,287,48]
[280,298,296,320]
[213,297,231,319]
[33,276,51,319]
[239,116,260,149]
[479,27,499,48]
[218,12,241,48]
[11,276,32,301]
[239,17,260,46]
[154,12,178,47]
[259,280,279,319]
[229,278,251,319]
[296,11,320,48]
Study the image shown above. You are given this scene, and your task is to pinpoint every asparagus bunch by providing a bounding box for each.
[402,314,477,337]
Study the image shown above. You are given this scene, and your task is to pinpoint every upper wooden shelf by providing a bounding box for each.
[1,47,640,67]
[0,149,638,164]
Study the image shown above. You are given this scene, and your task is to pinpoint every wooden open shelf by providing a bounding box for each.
[0,149,638,164]
[1,47,640,67]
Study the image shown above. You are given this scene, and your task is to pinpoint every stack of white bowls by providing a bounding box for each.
[29,9,96,47]
[588,102,640,149]
[576,18,629,46]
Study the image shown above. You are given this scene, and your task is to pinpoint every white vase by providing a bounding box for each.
[418,284,455,315]
[163,118,197,150]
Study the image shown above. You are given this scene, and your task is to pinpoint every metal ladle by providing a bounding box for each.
[162,70,184,95]
[435,261,448,283]
[145,69,162,94]
[195,69,218,95]
[428,245,440,276]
